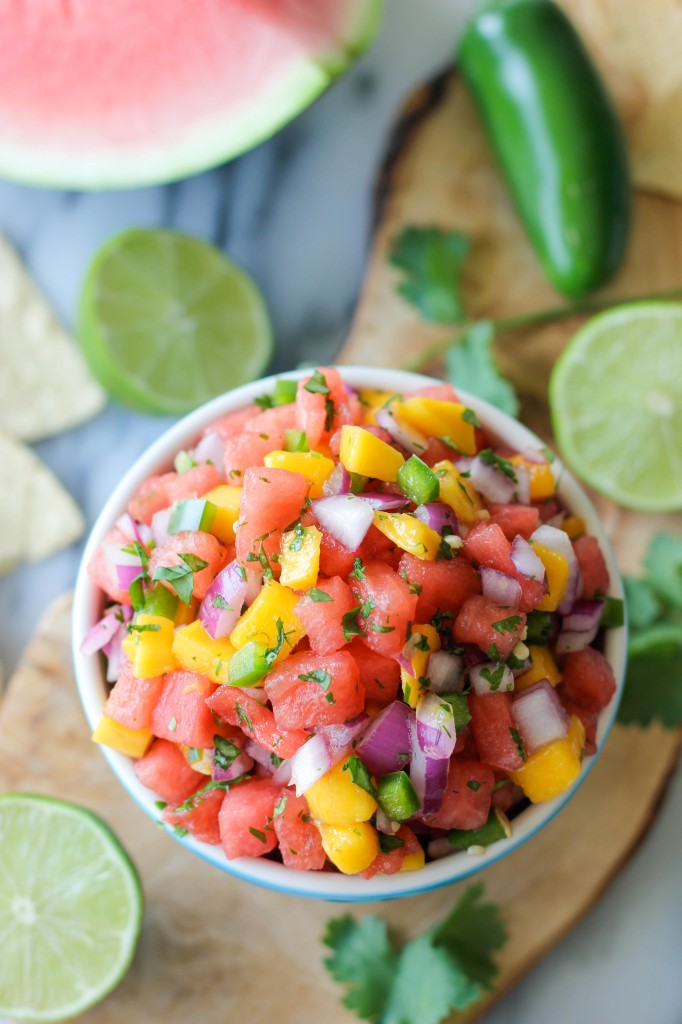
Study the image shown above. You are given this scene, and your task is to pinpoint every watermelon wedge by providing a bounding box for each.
[0,0,382,189]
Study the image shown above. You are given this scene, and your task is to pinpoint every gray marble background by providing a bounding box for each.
[0,1,680,1020]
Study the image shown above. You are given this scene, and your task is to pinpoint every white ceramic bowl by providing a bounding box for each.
[73,367,626,902]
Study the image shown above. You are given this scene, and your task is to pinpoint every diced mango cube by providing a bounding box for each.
[317,821,380,874]
[510,715,585,803]
[180,744,214,775]
[373,511,442,561]
[279,525,321,590]
[433,460,484,523]
[532,544,569,612]
[401,623,441,708]
[229,579,304,657]
[201,484,242,544]
[339,425,405,482]
[562,515,586,540]
[397,398,477,456]
[511,454,556,501]
[121,613,177,678]
[92,715,153,758]
[306,757,378,826]
[263,450,335,498]
[172,619,236,684]
[515,646,562,691]
[401,846,426,872]
[357,388,396,426]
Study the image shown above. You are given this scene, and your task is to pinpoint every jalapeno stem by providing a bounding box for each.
[403,286,682,373]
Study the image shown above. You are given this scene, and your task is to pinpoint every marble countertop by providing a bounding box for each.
[0,1,680,1020]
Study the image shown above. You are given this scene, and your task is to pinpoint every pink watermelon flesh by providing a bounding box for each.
[0,0,381,188]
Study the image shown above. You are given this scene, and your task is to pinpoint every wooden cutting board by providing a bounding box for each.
[2,70,682,1023]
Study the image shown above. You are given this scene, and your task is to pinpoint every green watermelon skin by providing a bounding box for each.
[0,0,383,189]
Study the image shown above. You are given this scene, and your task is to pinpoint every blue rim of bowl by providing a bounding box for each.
[72,366,627,903]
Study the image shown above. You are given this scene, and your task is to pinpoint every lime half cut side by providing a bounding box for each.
[78,228,273,415]
[550,302,682,512]
[0,793,143,1022]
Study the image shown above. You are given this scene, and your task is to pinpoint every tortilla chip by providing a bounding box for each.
[561,0,682,199]
[0,233,106,442]
[0,432,85,573]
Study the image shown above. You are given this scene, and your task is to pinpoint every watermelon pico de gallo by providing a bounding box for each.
[83,367,621,877]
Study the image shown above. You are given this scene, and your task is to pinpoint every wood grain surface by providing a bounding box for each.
[2,65,682,1024]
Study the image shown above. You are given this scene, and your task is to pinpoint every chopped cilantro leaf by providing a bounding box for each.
[151,552,208,605]
[378,834,405,854]
[479,664,506,691]
[342,606,365,642]
[400,569,422,595]
[298,669,332,691]
[289,521,306,553]
[342,755,377,797]
[212,594,233,611]
[249,827,267,843]
[213,735,241,772]
[303,369,331,395]
[509,727,525,761]
[491,615,523,635]
[351,556,367,581]
[462,407,480,428]
[127,621,160,633]
[254,393,274,411]
[478,448,517,482]
[307,588,334,603]
[467,780,482,792]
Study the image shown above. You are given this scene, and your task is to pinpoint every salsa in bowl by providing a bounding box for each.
[73,367,626,901]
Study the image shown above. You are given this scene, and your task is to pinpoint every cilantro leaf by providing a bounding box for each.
[323,915,397,1022]
[478,448,517,482]
[617,626,682,727]
[492,614,523,635]
[445,321,520,417]
[643,532,682,609]
[323,884,507,1024]
[151,552,208,605]
[307,588,334,603]
[389,227,470,324]
[343,754,377,797]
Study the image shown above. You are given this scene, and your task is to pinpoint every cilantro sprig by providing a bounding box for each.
[151,552,208,604]
[323,883,507,1024]
[618,532,682,727]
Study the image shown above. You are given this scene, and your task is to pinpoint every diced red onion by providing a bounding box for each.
[480,567,522,608]
[426,837,454,860]
[359,492,409,511]
[104,545,144,592]
[395,650,414,676]
[357,702,413,777]
[190,430,225,468]
[151,506,172,547]
[511,536,546,582]
[103,633,127,683]
[462,644,486,668]
[469,661,515,696]
[454,457,473,474]
[531,524,582,615]
[375,406,427,455]
[323,463,352,496]
[416,691,457,760]
[513,463,531,505]
[290,715,369,796]
[427,651,465,694]
[375,809,401,835]
[212,750,254,782]
[272,759,292,786]
[115,512,153,547]
[199,560,248,639]
[312,494,375,551]
[408,716,448,816]
[555,600,604,654]
[520,447,546,465]
[245,739,277,772]
[470,454,516,503]
[81,607,125,656]
[512,680,568,754]
[413,502,459,535]
[242,563,263,606]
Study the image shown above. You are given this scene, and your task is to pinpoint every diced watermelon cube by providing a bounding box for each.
[152,671,218,748]
[295,366,360,449]
[453,594,527,660]
[350,561,418,657]
[223,404,298,479]
[398,552,480,623]
[573,535,610,599]
[561,647,616,712]
[407,383,459,402]
[129,464,223,525]
[558,690,598,756]
[147,530,228,600]
[359,525,402,570]
[468,692,526,771]
[362,825,422,879]
[490,777,524,813]
[295,576,356,654]
[422,758,494,830]
[487,503,540,541]
[463,520,545,612]
[273,789,326,870]
[134,739,203,805]
[209,404,259,441]
[219,777,280,858]
[103,663,164,731]
[207,685,308,759]
[347,639,400,706]
[235,466,308,569]
[163,785,224,844]
[265,651,364,730]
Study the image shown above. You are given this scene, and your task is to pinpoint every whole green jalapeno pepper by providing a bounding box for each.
[458,0,631,297]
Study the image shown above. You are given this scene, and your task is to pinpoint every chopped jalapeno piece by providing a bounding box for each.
[376,770,420,822]
[397,454,440,506]
[446,809,509,850]
[168,498,217,534]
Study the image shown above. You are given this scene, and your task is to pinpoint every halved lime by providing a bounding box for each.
[550,302,682,511]
[78,229,272,414]
[0,793,143,1022]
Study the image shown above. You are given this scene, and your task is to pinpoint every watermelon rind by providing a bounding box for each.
[0,0,383,190]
